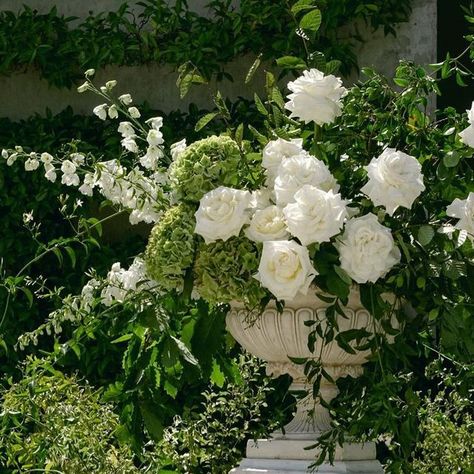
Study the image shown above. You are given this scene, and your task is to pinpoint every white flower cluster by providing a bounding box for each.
[101,257,157,306]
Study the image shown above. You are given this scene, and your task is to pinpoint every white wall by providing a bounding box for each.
[0,0,436,120]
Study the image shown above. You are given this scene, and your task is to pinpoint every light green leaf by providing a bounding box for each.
[299,9,322,32]
[195,112,218,132]
[418,225,435,246]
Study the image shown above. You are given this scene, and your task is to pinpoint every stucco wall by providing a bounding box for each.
[0,0,436,120]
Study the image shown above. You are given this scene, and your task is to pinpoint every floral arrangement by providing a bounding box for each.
[3,66,474,318]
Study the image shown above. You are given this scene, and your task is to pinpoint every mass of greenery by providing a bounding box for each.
[2,0,474,473]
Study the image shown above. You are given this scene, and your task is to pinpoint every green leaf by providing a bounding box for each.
[210,360,225,388]
[195,112,218,132]
[171,336,199,366]
[245,54,262,84]
[291,0,315,15]
[111,333,133,344]
[139,401,163,441]
[235,123,244,146]
[254,93,268,116]
[65,246,76,268]
[20,287,33,308]
[443,151,460,168]
[417,225,434,246]
[163,380,178,398]
[333,265,352,285]
[276,55,307,70]
[299,9,322,32]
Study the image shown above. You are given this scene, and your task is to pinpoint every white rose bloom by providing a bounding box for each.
[459,102,474,147]
[285,69,347,125]
[24,157,40,171]
[446,192,474,238]
[249,188,273,210]
[93,104,108,120]
[147,129,164,146]
[361,148,425,216]
[283,185,348,245]
[246,205,289,242]
[170,139,187,161]
[194,186,251,243]
[255,240,317,302]
[337,213,400,284]
[121,137,139,153]
[108,104,118,119]
[119,94,132,105]
[274,152,339,206]
[118,122,135,138]
[128,107,141,119]
[262,138,303,185]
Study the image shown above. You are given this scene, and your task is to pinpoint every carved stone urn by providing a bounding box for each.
[226,287,388,473]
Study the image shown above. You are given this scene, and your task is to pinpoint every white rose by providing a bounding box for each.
[93,104,107,120]
[262,138,303,185]
[337,213,400,284]
[361,148,425,216]
[284,69,347,125]
[459,103,474,147]
[194,186,251,243]
[274,152,339,206]
[255,240,317,302]
[446,192,474,238]
[246,205,289,242]
[249,188,274,210]
[283,185,348,245]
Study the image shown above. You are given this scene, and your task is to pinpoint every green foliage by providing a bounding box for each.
[411,364,474,473]
[0,0,412,89]
[0,357,139,473]
[169,135,243,202]
[194,237,267,307]
[155,356,282,473]
[145,204,196,292]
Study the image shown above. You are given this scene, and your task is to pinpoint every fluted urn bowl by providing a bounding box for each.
[227,286,393,473]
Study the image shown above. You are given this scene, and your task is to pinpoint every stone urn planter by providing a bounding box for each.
[226,287,391,473]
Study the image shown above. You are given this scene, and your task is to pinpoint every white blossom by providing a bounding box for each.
[459,101,474,147]
[170,139,186,161]
[108,104,118,119]
[40,152,53,164]
[283,185,348,245]
[147,129,164,146]
[446,192,474,239]
[24,157,40,171]
[146,116,163,130]
[274,152,339,206]
[285,69,347,125]
[337,213,400,284]
[246,205,289,242]
[262,138,303,186]
[118,121,135,138]
[361,148,425,216]
[255,240,317,301]
[121,137,139,153]
[128,107,141,119]
[93,104,108,120]
[194,186,251,243]
[119,94,133,105]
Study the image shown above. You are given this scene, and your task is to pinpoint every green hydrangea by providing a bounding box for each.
[145,204,196,291]
[169,135,242,202]
[194,236,267,307]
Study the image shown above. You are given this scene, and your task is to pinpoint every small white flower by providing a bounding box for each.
[246,205,289,242]
[15,146,23,153]
[61,172,80,187]
[84,69,95,77]
[361,148,425,216]
[140,146,163,170]
[7,153,18,166]
[23,211,34,223]
[337,213,400,284]
[146,116,163,130]
[283,185,348,245]
[274,152,339,206]
[93,104,108,120]
[118,93,133,105]
[121,137,139,153]
[61,160,77,175]
[108,104,118,119]
[285,69,347,125]
[105,80,117,90]
[147,129,164,146]
[194,186,251,243]
[1,149,8,159]
[40,152,53,164]
[128,107,141,119]
[446,192,474,239]
[262,138,303,186]
[75,199,83,207]
[77,82,89,93]
[170,139,186,161]
[255,240,317,302]
[118,121,135,138]
[44,164,57,182]
[70,153,85,165]
[24,157,40,171]
[78,173,95,196]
